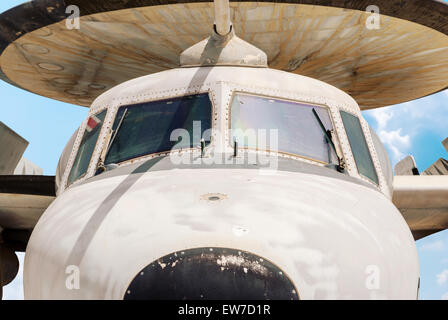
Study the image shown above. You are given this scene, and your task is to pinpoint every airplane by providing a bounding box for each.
[0,0,448,300]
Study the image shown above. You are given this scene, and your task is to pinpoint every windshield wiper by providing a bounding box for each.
[96,108,128,173]
[312,108,345,172]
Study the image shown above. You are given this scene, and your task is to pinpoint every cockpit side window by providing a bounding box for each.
[231,93,339,165]
[56,128,79,193]
[104,93,212,165]
[340,111,378,184]
[68,110,107,185]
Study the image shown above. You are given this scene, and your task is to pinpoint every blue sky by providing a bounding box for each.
[1,0,448,300]
[364,94,448,300]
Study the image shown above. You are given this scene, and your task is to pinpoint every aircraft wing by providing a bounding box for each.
[393,175,448,240]
[0,175,55,252]
[0,122,28,175]
[0,124,56,295]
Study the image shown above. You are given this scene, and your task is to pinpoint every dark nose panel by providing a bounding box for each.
[124,247,299,300]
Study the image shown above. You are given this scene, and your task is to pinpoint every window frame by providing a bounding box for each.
[63,91,216,191]
[60,83,384,193]
[103,92,215,167]
[63,108,109,189]
[228,91,344,166]
[339,110,379,185]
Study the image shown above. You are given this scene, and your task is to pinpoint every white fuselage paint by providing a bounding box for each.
[24,67,419,299]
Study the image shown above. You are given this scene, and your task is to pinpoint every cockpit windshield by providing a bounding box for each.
[104,93,212,165]
[231,93,339,165]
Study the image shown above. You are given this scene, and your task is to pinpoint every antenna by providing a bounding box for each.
[214,0,232,36]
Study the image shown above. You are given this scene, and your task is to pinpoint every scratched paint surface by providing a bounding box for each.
[1,3,448,109]
[24,168,418,299]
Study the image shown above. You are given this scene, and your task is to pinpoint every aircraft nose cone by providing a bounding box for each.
[124,247,298,300]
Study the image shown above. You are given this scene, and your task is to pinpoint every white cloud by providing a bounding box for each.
[366,108,412,163]
[437,269,448,286]
[442,292,448,300]
[420,240,445,252]
[378,129,410,162]
[369,108,393,131]
[367,108,411,163]
[364,91,448,165]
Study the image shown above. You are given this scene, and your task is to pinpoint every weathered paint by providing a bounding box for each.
[0,0,443,299]
[59,67,389,197]
[1,2,447,108]
[24,167,419,299]
[180,28,268,68]
[214,0,232,36]
[18,64,421,299]
[124,247,299,300]
[12,58,420,300]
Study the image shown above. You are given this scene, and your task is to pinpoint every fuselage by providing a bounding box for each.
[23,66,419,299]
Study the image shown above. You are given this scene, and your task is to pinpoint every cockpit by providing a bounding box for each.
[56,67,391,197]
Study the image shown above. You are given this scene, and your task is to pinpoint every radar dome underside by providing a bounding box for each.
[0,0,447,108]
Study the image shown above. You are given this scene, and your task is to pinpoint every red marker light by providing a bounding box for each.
[86,115,101,132]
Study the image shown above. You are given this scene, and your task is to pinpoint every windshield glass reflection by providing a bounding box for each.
[231,93,338,164]
[105,93,212,165]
